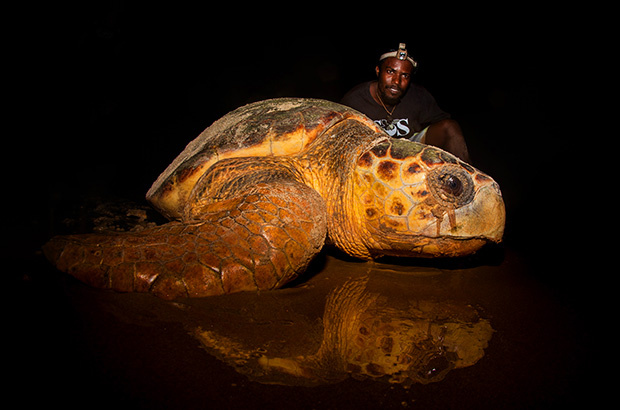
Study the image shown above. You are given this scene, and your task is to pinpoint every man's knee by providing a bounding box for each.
[434,119,460,136]
[426,119,470,162]
[427,119,460,145]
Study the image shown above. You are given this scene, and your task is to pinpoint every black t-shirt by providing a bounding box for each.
[341,81,450,139]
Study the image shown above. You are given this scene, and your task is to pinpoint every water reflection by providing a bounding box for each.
[194,275,493,386]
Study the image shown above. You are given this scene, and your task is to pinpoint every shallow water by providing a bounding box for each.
[9,236,594,409]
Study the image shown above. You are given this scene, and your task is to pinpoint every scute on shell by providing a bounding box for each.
[146,98,380,220]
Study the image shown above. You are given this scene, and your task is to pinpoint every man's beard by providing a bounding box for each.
[379,84,405,106]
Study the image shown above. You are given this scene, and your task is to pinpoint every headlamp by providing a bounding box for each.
[379,43,418,68]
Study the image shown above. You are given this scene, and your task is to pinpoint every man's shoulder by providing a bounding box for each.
[400,83,450,123]
[402,83,433,102]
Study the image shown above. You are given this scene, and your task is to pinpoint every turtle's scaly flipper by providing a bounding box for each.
[44,182,327,299]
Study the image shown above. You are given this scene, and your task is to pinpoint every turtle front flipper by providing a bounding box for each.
[43,181,327,299]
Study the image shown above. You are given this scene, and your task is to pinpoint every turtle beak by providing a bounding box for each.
[414,165,506,243]
[444,181,506,243]
[396,178,505,258]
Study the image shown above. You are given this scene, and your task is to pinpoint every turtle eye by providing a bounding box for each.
[439,174,463,197]
[419,355,451,380]
[427,165,474,207]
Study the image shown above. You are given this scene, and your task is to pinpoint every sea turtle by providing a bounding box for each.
[43,98,505,300]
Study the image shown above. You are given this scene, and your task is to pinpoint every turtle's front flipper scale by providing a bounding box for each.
[43,181,327,299]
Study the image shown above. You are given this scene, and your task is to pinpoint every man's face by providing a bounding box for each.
[375,57,414,105]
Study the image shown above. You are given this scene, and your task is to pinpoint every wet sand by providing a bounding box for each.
[8,227,594,408]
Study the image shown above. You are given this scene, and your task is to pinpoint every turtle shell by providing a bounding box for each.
[146,98,381,220]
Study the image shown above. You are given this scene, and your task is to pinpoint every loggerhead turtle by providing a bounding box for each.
[43,98,505,300]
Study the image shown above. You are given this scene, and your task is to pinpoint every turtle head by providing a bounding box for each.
[351,139,505,259]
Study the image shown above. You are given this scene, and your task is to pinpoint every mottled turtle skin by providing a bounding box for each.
[44,98,505,299]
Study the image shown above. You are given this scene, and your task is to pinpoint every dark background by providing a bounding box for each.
[17,3,580,248]
[8,3,597,408]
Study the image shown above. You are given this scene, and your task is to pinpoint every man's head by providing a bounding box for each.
[375,43,417,105]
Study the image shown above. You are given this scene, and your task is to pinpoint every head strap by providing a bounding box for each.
[379,43,418,68]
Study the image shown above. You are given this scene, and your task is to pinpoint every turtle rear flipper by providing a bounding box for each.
[43,181,327,299]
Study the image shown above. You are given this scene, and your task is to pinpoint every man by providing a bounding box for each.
[341,43,471,163]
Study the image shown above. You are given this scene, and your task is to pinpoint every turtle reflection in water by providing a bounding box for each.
[195,277,493,386]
